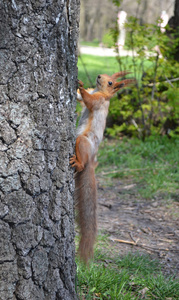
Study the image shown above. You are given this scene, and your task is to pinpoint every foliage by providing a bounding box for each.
[76,235,179,299]
[102,31,114,48]
[97,137,179,200]
[108,11,179,140]
[111,0,123,7]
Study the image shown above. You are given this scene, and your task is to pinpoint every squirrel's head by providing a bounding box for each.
[96,71,136,98]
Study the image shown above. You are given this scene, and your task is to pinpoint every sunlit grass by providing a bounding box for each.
[78,54,120,86]
[76,235,179,299]
[77,54,152,87]
[97,136,179,200]
[80,40,100,47]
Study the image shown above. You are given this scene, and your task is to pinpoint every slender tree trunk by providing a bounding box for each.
[80,0,87,39]
[174,0,179,25]
[168,0,179,61]
[0,1,79,299]
[173,0,179,61]
[86,17,95,41]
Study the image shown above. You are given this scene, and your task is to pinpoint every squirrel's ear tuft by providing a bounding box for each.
[118,83,125,89]
[114,81,125,90]
[111,71,131,80]
[114,79,136,91]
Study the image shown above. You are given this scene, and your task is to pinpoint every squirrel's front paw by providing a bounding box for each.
[70,154,76,166]
[78,79,84,87]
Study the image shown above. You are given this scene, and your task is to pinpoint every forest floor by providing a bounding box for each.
[97,175,179,278]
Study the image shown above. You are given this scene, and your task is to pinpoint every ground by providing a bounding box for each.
[97,175,179,277]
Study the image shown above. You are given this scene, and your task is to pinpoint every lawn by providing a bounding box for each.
[76,235,179,300]
[78,54,120,87]
[97,136,179,200]
[77,53,152,87]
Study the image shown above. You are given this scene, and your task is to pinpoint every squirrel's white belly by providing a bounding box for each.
[77,105,109,155]
[90,109,107,144]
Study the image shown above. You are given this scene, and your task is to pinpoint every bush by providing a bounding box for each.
[107,15,179,140]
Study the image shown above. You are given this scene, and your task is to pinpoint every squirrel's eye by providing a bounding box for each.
[108,81,112,86]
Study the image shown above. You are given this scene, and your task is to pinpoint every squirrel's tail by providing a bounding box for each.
[75,162,97,263]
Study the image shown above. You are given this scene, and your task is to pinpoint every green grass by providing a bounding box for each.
[80,40,100,47]
[97,136,179,200]
[77,54,152,87]
[76,235,179,299]
[78,54,120,87]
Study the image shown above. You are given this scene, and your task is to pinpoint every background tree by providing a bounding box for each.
[79,0,117,41]
[168,0,179,60]
[0,1,79,299]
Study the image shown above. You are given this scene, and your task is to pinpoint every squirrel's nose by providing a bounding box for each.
[98,75,101,79]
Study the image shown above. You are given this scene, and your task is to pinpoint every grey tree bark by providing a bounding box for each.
[0,1,79,299]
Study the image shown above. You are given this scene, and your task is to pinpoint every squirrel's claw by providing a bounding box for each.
[70,154,76,165]
[78,79,84,87]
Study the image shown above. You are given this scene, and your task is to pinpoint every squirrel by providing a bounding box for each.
[70,72,136,263]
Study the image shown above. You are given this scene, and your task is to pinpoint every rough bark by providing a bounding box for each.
[0,0,79,299]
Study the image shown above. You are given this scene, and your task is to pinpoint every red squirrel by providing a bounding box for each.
[70,72,135,263]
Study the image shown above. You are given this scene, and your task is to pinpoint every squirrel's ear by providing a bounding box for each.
[113,79,136,91]
[111,71,131,80]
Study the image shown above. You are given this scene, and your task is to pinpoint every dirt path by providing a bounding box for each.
[79,45,137,57]
[97,176,179,277]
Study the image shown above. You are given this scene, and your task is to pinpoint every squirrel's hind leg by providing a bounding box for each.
[70,136,91,172]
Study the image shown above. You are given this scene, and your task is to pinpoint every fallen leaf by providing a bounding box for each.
[139,287,149,298]
[123,184,136,190]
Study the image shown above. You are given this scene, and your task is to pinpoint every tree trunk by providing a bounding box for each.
[173,0,179,61]
[80,0,87,39]
[0,1,79,299]
[168,0,179,61]
[174,0,179,26]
